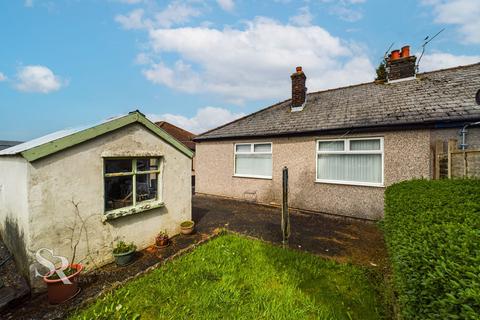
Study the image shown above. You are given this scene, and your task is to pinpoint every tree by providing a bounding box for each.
[375,62,387,81]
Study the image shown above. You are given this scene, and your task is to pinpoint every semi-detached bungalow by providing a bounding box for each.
[194,50,480,220]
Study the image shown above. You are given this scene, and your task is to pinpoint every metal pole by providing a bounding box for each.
[281,166,290,245]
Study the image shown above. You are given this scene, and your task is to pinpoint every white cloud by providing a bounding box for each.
[217,0,235,12]
[115,8,148,30]
[24,0,34,7]
[289,6,313,27]
[330,5,363,22]
[116,2,202,30]
[422,0,480,44]
[418,52,480,72]
[141,17,374,103]
[147,106,245,134]
[0,72,6,82]
[15,65,65,93]
[321,0,365,22]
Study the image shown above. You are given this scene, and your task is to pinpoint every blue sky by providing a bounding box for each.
[0,0,479,141]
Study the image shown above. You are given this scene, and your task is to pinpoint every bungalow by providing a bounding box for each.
[194,49,480,220]
[0,111,193,290]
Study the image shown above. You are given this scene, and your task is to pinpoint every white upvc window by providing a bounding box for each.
[234,142,272,179]
[316,137,384,187]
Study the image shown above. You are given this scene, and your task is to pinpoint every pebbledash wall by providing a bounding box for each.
[0,123,192,290]
[195,128,480,221]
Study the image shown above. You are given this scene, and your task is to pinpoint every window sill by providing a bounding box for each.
[233,174,272,180]
[315,179,384,188]
[103,201,165,221]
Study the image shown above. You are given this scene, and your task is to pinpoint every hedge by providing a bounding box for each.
[384,179,480,319]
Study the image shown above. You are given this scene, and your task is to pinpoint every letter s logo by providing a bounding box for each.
[34,248,72,284]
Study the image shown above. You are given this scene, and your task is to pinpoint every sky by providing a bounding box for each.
[0,0,479,141]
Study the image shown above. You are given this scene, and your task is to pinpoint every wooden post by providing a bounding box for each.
[447,139,457,179]
[434,139,444,180]
[281,166,290,245]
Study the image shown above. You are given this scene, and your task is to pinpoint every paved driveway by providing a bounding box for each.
[193,194,388,268]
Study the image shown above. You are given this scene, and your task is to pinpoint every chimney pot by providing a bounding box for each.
[391,50,401,60]
[401,45,410,58]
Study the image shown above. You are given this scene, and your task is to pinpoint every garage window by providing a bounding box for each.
[104,158,162,212]
[316,138,384,187]
[234,143,272,179]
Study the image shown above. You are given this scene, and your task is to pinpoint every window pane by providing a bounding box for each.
[136,173,158,203]
[350,139,381,151]
[254,143,271,153]
[236,144,251,153]
[105,176,133,210]
[317,154,382,183]
[137,158,159,172]
[318,141,344,151]
[235,154,272,177]
[105,159,132,173]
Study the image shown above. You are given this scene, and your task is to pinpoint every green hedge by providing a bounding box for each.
[384,179,480,319]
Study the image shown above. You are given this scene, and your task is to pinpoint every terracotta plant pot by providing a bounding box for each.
[43,263,83,304]
[155,236,170,248]
[113,248,136,266]
[180,221,195,235]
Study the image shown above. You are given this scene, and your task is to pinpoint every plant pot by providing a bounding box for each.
[180,221,195,235]
[43,263,83,304]
[113,248,136,266]
[155,237,170,248]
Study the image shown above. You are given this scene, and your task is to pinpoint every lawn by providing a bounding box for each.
[70,234,386,320]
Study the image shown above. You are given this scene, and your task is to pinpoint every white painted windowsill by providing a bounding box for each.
[233,174,272,180]
[315,179,385,188]
[103,200,165,221]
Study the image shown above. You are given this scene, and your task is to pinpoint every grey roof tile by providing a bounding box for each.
[196,63,480,140]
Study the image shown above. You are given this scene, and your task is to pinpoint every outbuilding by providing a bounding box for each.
[0,110,193,290]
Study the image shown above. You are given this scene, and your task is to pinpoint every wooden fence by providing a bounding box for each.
[434,139,480,179]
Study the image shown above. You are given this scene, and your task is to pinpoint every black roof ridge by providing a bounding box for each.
[194,61,480,141]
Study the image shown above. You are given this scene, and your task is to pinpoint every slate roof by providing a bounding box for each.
[195,63,480,141]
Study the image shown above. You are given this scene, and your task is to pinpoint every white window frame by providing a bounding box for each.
[233,142,273,179]
[315,137,384,187]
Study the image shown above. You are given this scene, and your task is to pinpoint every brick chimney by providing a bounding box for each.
[386,46,416,82]
[291,66,307,111]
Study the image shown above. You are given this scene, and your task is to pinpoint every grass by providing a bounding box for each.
[70,234,386,320]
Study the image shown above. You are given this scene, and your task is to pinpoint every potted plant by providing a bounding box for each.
[155,230,170,248]
[43,263,83,304]
[112,241,137,266]
[180,220,195,235]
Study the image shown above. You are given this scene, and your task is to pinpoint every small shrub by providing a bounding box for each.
[113,241,136,255]
[383,179,480,319]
